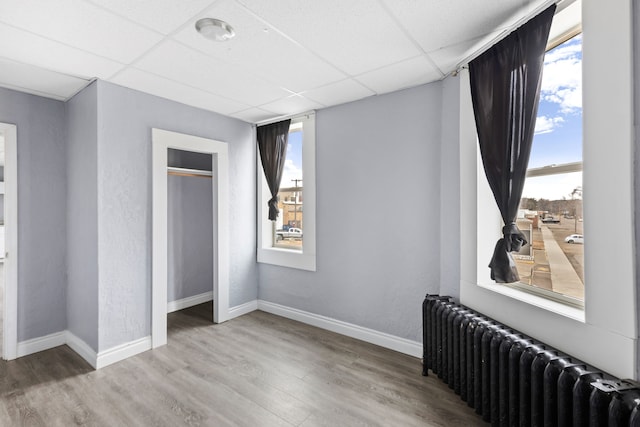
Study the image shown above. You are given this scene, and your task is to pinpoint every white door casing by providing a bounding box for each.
[152,128,229,348]
[1,123,18,360]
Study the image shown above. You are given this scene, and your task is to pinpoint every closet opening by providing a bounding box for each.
[152,128,230,349]
[167,149,214,329]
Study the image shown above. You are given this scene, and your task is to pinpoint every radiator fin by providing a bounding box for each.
[422,294,639,427]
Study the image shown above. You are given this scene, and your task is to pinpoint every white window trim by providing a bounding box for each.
[257,113,316,271]
[458,0,636,379]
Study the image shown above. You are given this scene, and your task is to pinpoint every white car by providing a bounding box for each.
[276,227,303,240]
[564,234,584,244]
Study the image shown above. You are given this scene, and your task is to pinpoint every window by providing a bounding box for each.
[257,113,316,271]
[459,0,636,379]
[513,34,584,305]
[273,122,304,251]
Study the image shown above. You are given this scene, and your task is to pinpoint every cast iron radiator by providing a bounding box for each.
[422,294,640,426]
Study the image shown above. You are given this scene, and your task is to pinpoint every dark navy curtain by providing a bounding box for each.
[257,119,291,221]
[469,5,556,283]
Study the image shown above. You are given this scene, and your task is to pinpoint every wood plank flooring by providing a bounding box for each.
[0,303,486,426]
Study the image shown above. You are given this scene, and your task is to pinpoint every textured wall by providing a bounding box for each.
[0,87,67,341]
[66,82,99,350]
[258,83,443,343]
[168,174,213,302]
[96,80,256,351]
[439,75,462,299]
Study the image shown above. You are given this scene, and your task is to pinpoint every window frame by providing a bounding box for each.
[458,0,636,379]
[257,113,316,271]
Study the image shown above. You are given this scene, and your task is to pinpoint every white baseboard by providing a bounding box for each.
[228,300,258,319]
[96,336,151,369]
[16,300,421,370]
[167,291,213,313]
[17,331,66,358]
[257,300,422,358]
[65,331,97,369]
[17,330,151,370]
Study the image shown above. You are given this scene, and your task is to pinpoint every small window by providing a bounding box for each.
[513,34,583,304]
[273,126,303,251]
[257,114,316,271]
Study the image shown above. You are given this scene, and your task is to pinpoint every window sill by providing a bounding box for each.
[257,247,316,271]
[477,282,585,323]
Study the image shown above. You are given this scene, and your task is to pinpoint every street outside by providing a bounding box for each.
[546,220,584,283]
[515,217,583,300]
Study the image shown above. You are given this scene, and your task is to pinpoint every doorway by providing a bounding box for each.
[0,122,17,360]
[151,129,230,349]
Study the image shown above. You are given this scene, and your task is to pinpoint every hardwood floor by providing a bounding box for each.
[0,303,486,426]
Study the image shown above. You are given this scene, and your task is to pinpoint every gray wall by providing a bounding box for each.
[66,82,99,350]
[0,87,67,341]
[258,83,443,343]
[168,175,213,302]
[439,75,462,299]
[95,80,256,351]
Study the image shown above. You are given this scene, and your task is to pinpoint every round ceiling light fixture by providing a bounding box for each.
[195,18,235,41]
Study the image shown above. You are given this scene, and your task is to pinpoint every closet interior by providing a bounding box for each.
[166,149,214,321]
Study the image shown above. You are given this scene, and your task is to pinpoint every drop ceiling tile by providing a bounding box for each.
[229,107,279,123]
[0,23,124,79]
[86,0,216,34]
[236,0,422,76]
[0,0,163,64]
[110,68,250,115]
[135,40,290,106]
[355,56,443,95]
[0,58,90,100]
[173,0,345,93]
[427,30,502,74]
[303,79,374,108]
[382,0,542,53]
[259,95,324,117]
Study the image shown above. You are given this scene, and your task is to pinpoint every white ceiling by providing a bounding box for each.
[0,0,554,123]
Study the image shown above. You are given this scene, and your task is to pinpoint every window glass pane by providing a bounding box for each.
[273,125,303,250]
[515,34,583,302]
[530,35,582,168]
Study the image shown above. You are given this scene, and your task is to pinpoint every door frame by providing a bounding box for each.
[151,128,229,348]
[1,123,17,360]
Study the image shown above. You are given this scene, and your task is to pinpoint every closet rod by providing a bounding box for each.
[167,166,212,179]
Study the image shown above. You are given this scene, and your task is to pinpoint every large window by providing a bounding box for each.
[257,113,316,271]
[460,0,636,379]
[513,34,584,304]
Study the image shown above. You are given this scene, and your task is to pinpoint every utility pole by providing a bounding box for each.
[292,179,302,228]
[571,186,582,233]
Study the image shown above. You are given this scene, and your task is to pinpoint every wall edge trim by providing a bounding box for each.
[257,300,422,358]
[167,291,213,313]
[228,300,258,319]
[96,336,152,370]
[65,331,98,369]
[16,331,66,358]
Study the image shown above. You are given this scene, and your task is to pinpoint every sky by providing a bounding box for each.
[523,34,583,200]
[280,129,303,190]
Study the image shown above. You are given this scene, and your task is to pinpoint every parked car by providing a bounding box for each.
[541,216,560,224]
[564,234,584,244]
[276,227,303,240]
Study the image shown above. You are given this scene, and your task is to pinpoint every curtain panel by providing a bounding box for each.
[469,5,556,283]
[257,119,291,221]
